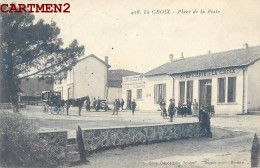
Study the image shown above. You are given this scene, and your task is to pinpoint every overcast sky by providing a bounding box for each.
[7,0,260,73]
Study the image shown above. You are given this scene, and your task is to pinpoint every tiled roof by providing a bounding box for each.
[107,80,122,88]
[145,46,260,76]
[54,54,110,75]
[108,69,140,88]
[78,54,111,68]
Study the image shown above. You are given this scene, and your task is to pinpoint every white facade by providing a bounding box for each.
[172,68,244,114]
[122,60,260,114]
[107,87,122,103]
[122,75,145,110]
[54,55,108,100]
[142,75,173,110]
[247,60,260,112]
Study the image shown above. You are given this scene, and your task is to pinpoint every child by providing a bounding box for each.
[163,108,167,118]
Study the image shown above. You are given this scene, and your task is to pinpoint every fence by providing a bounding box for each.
[19,101,44,106]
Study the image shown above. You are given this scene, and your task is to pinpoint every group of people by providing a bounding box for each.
[85,96,101,111]
[85,96,107,112]
[159,98,175,122]
[159,98,200,122]
[112,99,123,115]
[176,99,199,117]
[112,98,137,115]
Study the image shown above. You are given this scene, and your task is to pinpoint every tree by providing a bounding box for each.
[0,7,84,111]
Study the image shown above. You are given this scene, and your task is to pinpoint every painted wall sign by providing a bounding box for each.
[123,75,143,82]
[174,68,240,79]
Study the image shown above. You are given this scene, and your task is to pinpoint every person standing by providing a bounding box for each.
[131,99,136,115]
[120,98,125,110]
[92,97,96,109]
[112,99,118,115]
[200,109,212,138]
[192,99,199,116]
[186,98,192,115]
[177,100,183,117]
[168,99,175,122]
[85,96,91,112]
[159,99,166,116]
[128,98,132,110]
[116,99,120,112]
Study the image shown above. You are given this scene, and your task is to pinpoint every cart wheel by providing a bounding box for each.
[50,106,59,115]
[42,104,48,113]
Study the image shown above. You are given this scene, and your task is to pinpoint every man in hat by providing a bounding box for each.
[120,98,125,110]
[131,99,136,115]
[199,108,212,138]
[168,98,175,122]
[112,99,118,115]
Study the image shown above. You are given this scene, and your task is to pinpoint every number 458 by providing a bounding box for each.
[131,10,141,15]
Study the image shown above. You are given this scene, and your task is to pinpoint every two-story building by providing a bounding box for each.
[53,54,110,100]
[122,45,260,114]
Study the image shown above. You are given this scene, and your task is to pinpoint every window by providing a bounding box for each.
[186,81,193,101]
[218,78,226,103]
[154,84,166,104]
[228,77,236,102]
[218,77,236,103]
[68,88,73,99]
[137,89,142,99]
[179,82,185,102]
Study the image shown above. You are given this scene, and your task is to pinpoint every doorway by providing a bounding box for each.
[127,90,132,101]
[199,79,212,108]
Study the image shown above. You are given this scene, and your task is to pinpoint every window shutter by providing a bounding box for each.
[154,84,157,104]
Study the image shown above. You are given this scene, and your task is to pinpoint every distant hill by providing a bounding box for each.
[108,69,140,88]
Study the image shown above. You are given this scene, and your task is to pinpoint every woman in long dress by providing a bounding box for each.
[192,99,199,116]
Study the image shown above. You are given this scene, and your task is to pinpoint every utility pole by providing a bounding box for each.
[0,11,3,103]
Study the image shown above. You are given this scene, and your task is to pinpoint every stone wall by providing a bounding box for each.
[39,130,68,160]
[82,122,206,152]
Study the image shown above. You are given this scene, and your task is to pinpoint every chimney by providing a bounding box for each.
[105,56,108,65]
[180,52,184,59]
[169,54,173,63]
[244,43,248,49]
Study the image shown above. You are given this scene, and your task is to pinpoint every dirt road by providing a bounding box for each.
[19,106,259,168]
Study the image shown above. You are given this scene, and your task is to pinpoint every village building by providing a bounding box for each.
[107,69,140,103]
[122,75,145,110]
[122,45,260,114]
[53,54,139,103]
[53,54,110,100]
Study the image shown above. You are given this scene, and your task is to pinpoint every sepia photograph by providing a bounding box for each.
[0,0,260,167]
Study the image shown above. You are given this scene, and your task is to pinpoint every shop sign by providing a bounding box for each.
[176,68,240,79]
[123,75,143,82]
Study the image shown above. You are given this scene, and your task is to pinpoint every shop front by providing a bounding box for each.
[171,67,243,114]
[122,75,145,110]
[122,46,260,114]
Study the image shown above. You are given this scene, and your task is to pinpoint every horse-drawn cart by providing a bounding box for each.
[41,91,65,115]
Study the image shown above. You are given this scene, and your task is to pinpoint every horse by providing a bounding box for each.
[65,96,89,116]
